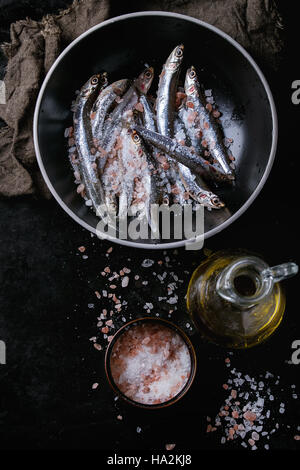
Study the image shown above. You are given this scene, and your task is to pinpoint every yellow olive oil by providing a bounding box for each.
[187,250,287,349]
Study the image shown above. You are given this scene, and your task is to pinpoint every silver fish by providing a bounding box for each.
[99,67,154,171]
[174,117,225,209]
[91,79,129,140]
[129,130,160,238]
[139,94,171,205]
[183,66,234,179]
[104,67,154,132]
[132,124,230,181]
[156,45,184,137]
[156,44,193,207]
[179,164,224,209]
[139,94,156,132]
[73,74,105,212]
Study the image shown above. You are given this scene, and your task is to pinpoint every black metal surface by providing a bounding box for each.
[36,13,275,244]
[0,0,299,455]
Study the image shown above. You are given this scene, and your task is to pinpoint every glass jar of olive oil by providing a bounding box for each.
[187,249,298,349]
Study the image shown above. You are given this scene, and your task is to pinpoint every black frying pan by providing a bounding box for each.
[33,12,277,249]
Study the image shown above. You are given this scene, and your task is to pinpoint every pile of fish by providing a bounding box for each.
[66,44,235,225]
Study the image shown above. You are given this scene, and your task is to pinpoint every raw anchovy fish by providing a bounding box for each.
[183,66,234,179]
[156,44,184,137]
[139,94,171,205]
[155,44,191,208]
[91,79,129,140]
[174,117,224,209]
[99,67,154,170]
[179,165,224,209]
[104,67,154,134]
[133,124,230,181]
[73,74,105,212]
[130,130,160,238]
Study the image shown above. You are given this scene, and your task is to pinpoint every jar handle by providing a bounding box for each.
[262,262,298,284]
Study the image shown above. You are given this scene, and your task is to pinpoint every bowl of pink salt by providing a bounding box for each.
[105,317,197,408]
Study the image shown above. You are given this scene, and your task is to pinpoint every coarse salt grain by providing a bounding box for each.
[121,276,129,288]
[142,259,154,268]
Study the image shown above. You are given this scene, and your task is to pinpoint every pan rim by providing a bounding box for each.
[33,10,278,250]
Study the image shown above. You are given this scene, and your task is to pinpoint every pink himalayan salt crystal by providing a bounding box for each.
[77,183,85,194]
[243,411,257,422]
[165,444,176,451]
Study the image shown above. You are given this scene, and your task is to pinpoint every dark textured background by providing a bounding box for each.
[0,0,299,453]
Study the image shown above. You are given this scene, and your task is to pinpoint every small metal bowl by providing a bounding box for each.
[105,317,197,409]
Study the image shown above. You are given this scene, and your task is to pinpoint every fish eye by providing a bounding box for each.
[144,70,152,79]
[212,197,221,206]
[132,133,140,143]
[91,76,99,85]
[176,47,183,57]
[189,69,196,78]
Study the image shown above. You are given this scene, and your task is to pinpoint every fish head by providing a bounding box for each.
[198,191,225,209]
[80,74,101,97]
[165,45,184,72]
[184,66,199,97]
[135,67,154,94]
[130,129,142,148]
[112,79,130,95]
